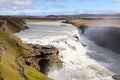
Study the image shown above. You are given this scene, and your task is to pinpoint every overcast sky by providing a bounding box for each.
[0,0,120,16]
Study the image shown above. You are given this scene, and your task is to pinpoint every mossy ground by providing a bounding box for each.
[0,30,25,80]
[24,65,52,80]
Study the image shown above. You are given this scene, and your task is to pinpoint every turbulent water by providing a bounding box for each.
[15,21,120,80]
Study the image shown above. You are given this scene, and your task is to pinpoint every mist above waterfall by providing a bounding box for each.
[82,19,120,53]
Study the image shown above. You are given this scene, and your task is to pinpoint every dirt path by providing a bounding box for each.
[15,55,28,80]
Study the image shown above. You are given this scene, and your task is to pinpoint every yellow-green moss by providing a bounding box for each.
[25,65,52,80]
[0,18,51,80]
[19,58,52,80]
[0,30,27,80]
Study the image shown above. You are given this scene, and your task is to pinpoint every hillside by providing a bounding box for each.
[0,17,52,80]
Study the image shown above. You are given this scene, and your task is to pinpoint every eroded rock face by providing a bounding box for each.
[83,26,120,53]
[26,44,62,74]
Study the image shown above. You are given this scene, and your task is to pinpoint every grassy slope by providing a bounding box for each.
[0,30,26,80]
[25,65,52,80]
[0,18,52,80]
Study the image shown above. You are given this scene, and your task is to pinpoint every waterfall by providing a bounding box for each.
[15,21,120,80]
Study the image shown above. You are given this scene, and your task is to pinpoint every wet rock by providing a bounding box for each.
[26,44,62,74]
[112,75,120,80]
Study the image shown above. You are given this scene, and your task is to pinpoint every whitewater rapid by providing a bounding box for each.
[15,21,120,80]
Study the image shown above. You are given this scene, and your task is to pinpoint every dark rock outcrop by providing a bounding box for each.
[23,26,29,30]
[0,17,29,33]
[112,75,120,80]
[25,44,62,74]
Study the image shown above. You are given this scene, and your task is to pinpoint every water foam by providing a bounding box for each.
[15,21,117,80]
[47,34,114,80]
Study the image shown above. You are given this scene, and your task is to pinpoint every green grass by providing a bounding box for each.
[25,65,52,80]
[19,58,52,80]
[0,29,51,80]
[0,17,52,80]
[0,30,26,80]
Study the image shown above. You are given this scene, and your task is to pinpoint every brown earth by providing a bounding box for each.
[63,19,120,27]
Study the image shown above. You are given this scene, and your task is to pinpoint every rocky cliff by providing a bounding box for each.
[26,44,62,74]
[0,16,54,80]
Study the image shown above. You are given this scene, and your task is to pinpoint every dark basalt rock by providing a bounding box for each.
[24,26,29,29]
[112,75,120,80]
[26,44,62,74]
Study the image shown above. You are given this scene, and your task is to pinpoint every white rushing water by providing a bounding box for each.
[15,21,120,80]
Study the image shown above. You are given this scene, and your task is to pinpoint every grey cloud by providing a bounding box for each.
[112,0,120,2]
[0,0,12,9]
[0,0,32,10]
[0,8,120,16]
[38,0,64,2]
[13,0,31,6]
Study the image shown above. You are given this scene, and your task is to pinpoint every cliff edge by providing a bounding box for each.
[0,16,52,80]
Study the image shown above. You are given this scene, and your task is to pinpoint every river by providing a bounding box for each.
[15,21,120,80]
